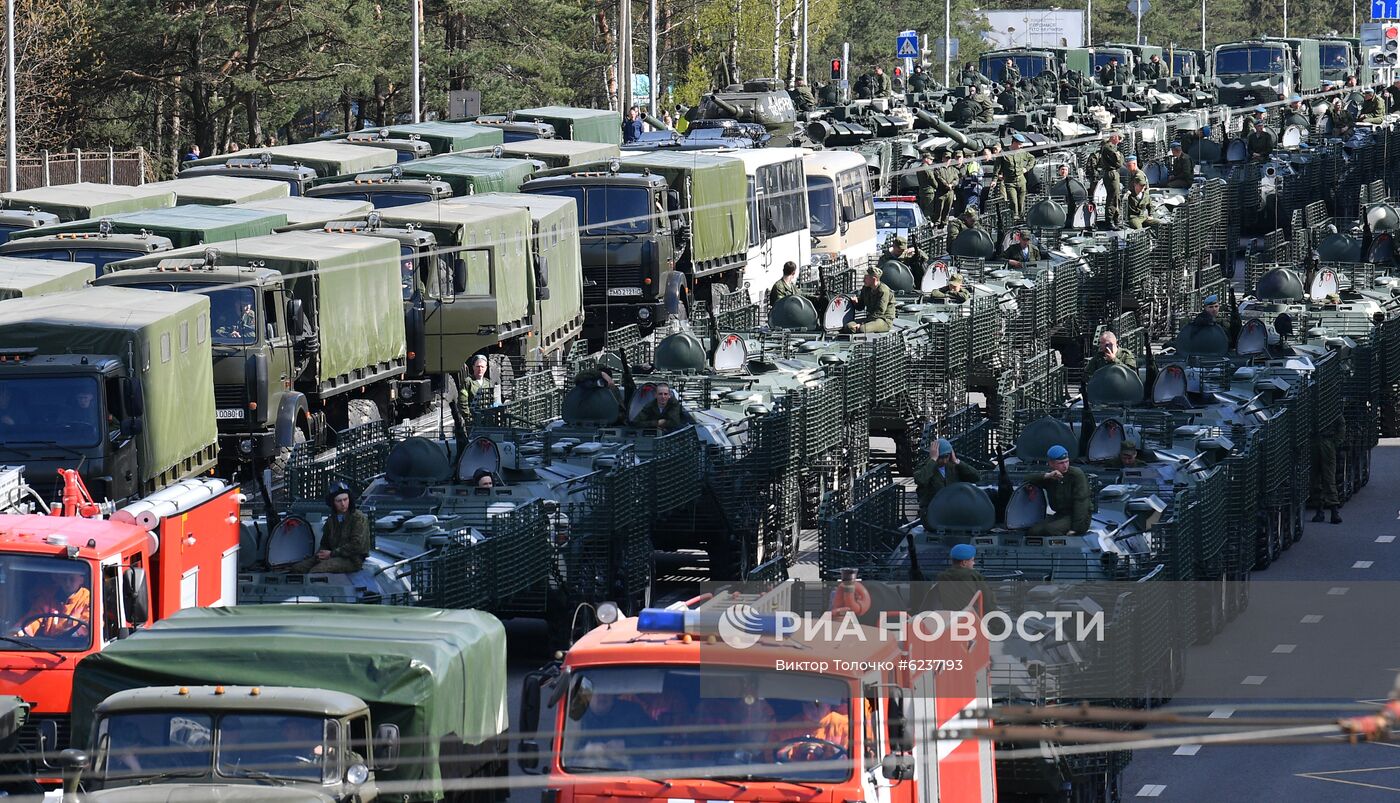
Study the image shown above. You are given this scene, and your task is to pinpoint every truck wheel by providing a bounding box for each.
[347,398,381,428]
[269,427,308,487]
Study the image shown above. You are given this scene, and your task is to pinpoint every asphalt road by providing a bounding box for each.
[1120,438,1400,801]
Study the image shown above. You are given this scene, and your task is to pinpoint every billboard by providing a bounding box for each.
[981,9,1085,49]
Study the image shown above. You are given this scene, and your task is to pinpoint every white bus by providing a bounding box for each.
[713,148,812,305]
[803,150,878,267]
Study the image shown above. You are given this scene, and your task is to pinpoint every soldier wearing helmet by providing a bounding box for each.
[291,482,372,574]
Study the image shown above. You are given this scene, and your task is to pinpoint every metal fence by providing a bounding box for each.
[0,148,151,191]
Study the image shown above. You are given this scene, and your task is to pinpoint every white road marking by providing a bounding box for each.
[1376,536,1395,543]
[1174,745,1201,756]
[1242,675,1268,685]
[1353,561,1374,569]
[1208,708,1234,719]
[1301,615,1323,624]
[1328,587,1349,595]
[1273,644,1297,654]
[1136,784,1167,797]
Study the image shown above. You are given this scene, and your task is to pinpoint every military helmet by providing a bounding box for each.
[949,227,995,259]
[1016,416,1078,462]
[769,295,820,331]
[925,483,997,531]
[1027,198,1068,229]
[1086,363,1145,405]
[653,332,708,373]
[385,437,453,484]
[1315,233,1362,263]
[879,258,916,292]
[1254,267,1305,301]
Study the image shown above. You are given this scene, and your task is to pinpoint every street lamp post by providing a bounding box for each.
[5,0,16,192]
[648,0,657,116]
[1087,0,1093,45]
[411,0,421,123]
[944,0,951,85]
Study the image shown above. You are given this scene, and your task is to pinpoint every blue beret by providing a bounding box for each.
[1255,105,1268,114]
[1170,140,1181,147]
[1201,125,1212,135]
[937,438,954,456]
[1125,154,1137,162]
[1047,444,1069,460]
[1290,95,1302,103]
[950,544,976,560]
[1204,294,1220,305]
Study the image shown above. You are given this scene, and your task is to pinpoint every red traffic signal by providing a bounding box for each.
[831,59,842,79]
[1386,25,1399,38]
[894,66,903,76]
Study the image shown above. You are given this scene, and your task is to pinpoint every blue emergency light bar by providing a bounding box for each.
[635,607,789,637]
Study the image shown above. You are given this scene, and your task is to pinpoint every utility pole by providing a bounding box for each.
[648,0,657,116]
[5,0,16,192]
[944,0,951,85]
[411,0,422,123]
[619,0,633,113]
[801,0,809,83]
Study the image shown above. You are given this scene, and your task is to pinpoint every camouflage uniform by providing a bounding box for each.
[1026,466,1092,536]
[1095,142,1124,227]
[1083,348,1137,379]
[849,282,896,333]
[1310,414,1346,513]
[932,564,997,612]
[914,460,981,511]
[1361,93,1388,124]
[1123,189,1159,229]
[458,377,494,411]
[1166,152,1194,188]
[293,510,372,574]
[632,398,684,431]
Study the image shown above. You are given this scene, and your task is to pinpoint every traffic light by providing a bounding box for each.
[894,66,903,77]
[831,59,842,80]
[1386,25,1399,65]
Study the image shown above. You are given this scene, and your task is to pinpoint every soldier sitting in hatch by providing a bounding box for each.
[290,483,371,574]
[928,273,971,303]
[631,382,684,432]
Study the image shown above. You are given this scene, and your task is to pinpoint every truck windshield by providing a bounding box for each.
[1319,43,1351,71]
[1172,53,1196,75]
[134,283,259,345]
[1093,52,1128,70]
[216,713,332,782]
[102,712,212,778]
[807,177,837,235]
[0,376,104,448]
[534,186,653,235]
[9,248,142,277]
[0,225,19,244]
[317,189,433,209]
[1215,46,1286,75]
[561,666,854,783]
[0,555,92,650]
[981,56,1051,82]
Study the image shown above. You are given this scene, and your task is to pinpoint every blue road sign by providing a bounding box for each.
[1375,0,1400,21]
[897,32,920,59]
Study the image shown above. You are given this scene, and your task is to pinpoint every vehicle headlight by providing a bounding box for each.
[637,307,652,321]
[346,763,369,786]
[401,384,417,399]
[238,439,254,455]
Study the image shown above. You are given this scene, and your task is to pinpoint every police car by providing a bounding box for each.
[874,196,926,246]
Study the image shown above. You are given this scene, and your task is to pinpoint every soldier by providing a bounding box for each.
[1104,440,1141,469]
[1360,87,1388,124]
[960,62,982,85]
[874,66,893,97]
[1123,179,1159,229]
[1124,154,1148,190]
[947,209,981,241]
[884,237,922,274]
[1084,330,1137,379]
[573,360,629,423]
[1280,95,1313,136]
[291,483,372,574]
[932,543,997,612]
[1001,229,1040,268]
[1166,141,1194,188]
[1095,133,1125,228]
[790,77,817,112]
[1310,414,1345,524]
[915,149,941,223]
[458,355,495,411]
[930,150,959,225]
[999,137,1034,218]
[845,266,896,333]
[1097,58,1121,85]
[1026,445,1092,537]
[1003,58,1021,86]
[623,106,643,144]
[1327,98,1355,139]
[768,260,802,308]
[973,86,997,122]
[1246,119,1276,160]
[1140,53,1165,80]
[909,65,930,93]
[632,382,684,432]
[915,438,982,513]
[928,273,971,303]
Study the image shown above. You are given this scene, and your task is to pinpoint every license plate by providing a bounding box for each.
[607,286,643,297]
[216,408,246,420]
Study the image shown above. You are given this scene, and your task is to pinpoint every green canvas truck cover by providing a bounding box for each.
[70,604,508,803]
[0,183,176,222]
[385,122,504,154]
[0,257,94,299]
[185,142,397,179]
[234,197,374,231]
[9,204,287,249]
[455,192,582,346]
[109,232,405,386]
[399,154,537,196]
[143,175,290,205]
[497,139,620,168]
[512,106,623,146]
[0,286,215,485]
[618,151,747,264]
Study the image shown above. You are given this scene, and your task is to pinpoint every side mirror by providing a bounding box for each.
[123,378,145,418]
[533,254,550,300]
[374,723,400,771]
[453,258,469,295]
[881,752,915,781]
[285,299,305,336]
[122,568,150,625]
[518,673,544,772]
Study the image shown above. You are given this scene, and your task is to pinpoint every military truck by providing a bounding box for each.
[236,196,375,231]
[0,257,95,299]
[98,232,406,470]
[502,106,622,145]
[979,48,1065,83]
[179,153,320,196]
[144,175,290,205]
[1212,38,1320,106]
[0,182,175,222]
[1066,45,1139,80]
[0,286,218,501]
[329,121,505,155]
[0,208,60,244]
[325,129,434,161]
[521,151,747,340]
[0,224,170,278]
[471,115,557,143]
[494,139,620,169]
[1318,36,1367,85]
[397,153,539,196]
[307,166,454,208]
[5,204,286,254]
[70,605,510,803]
[182,143,399,194]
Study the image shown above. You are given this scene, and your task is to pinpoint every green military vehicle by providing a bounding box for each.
[327,129,434,161]
[492,139,619,169]
[1318,36,1366,86]
[471,116,556,142]
[144,175,291,205]
[521,151,747,341]
[1213,38,1320,106]
[305,165,454,208]
[98,232,406,470]
[355,121,504,155]
[689,79,799,141]
[0,256,95,299]
[182,143,400,195]
[0,224,170,278]
[0,696,40,798]
[236,196,375,231]
[0,286,217,501]
[0,182,176,222]
[497,106,622,145]
[397,153,539,196]
[0,208,60,244]
[6,204,286,255]
[979,48,1065,83]
[70,605,510,803]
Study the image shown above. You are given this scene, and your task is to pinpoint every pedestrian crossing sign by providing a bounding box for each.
[897,32,920,58]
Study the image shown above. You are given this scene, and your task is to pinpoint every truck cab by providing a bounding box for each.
[1212,39,1310,105]
[334,130,433,162]
[1318,37,1364,86]
[0,209,59,245]
[0,228,173,278]
[84,686,385,801]
[179,155,321,197]
[306,168,455,208]
[474,115,559,143]
[979,49,1061,83]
